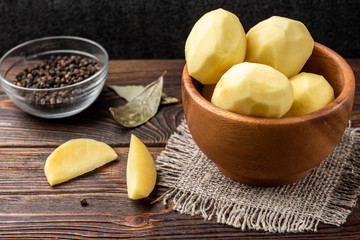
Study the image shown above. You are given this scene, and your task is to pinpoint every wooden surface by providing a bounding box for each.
[0,59,359,239]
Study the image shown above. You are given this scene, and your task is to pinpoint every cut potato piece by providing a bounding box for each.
[44,138,118,186]
[246,16,314,78]
[185,8,247,84]
[127,134,157,200]
[284,72,335,117]
[211,62,293,118]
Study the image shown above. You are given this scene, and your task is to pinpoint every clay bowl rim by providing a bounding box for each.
[182,42,355,125]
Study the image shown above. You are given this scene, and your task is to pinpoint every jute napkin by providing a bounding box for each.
[155,120,360,233]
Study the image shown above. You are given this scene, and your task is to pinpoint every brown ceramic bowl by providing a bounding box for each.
[182,42,355,186]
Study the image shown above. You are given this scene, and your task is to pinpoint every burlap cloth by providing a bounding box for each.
[155,120,360,233]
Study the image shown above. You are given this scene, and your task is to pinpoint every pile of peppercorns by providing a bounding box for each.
[14,55,102,89]
[12,55,103,109]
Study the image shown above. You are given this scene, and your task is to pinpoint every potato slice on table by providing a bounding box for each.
[44,138,118,186]
[127,134,157,200]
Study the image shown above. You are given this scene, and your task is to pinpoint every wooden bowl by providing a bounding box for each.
[182,42,355,186]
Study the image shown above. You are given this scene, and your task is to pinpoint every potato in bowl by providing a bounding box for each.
[182,42,355,186]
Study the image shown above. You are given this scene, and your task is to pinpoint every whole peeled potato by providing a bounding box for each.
[185,8,247,85]
[284,72,335,117]
[211,62,293,118]
[245,16,314,78]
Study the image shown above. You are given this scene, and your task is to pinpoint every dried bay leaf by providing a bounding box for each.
[160,93,179,105]
[109,73,164,128]
[109,85,144,102]
[109,84,178,105]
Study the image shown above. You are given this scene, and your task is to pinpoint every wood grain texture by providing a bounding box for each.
[0,60,185,147]
[349,59,360,126]
[0,147,359,239]
[0,59,360,238]
[0,147,360,239]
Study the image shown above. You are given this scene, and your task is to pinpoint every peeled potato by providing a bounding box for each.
[246,16,314,78]
[185,8,247,85]
[127,134,157,200]
[44,138,118,186]
[284,72,335,117]
[211,62,293,118]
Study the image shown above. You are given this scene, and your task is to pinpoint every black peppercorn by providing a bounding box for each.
[14,55,102,109]
[80,198,88,207]
[15,55,101,89]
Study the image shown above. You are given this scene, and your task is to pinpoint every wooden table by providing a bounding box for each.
[0,59,359,239]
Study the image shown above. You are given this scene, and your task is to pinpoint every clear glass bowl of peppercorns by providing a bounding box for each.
[0,36,108,118]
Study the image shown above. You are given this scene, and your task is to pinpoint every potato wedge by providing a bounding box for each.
[44,138,117,186]
[127,134,157,200]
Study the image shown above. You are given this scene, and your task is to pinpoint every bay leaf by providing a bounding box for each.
[108,85,144,102]
[160,93,179,105]
[109,73,164,128]
[109,85,179,105]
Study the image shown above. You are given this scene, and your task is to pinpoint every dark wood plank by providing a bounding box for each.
[1,59,360,238]
[1,59,359,147]
[0,60,185,148]
[0,147,360,239]
[348,59,360,126]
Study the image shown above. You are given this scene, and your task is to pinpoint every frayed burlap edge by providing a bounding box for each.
[321,125,360,225]
[154,120,360,233]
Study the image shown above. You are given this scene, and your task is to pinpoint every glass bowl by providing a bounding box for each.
[0,36,108,118]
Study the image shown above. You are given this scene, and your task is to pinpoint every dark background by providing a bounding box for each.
[1,0,359,59]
